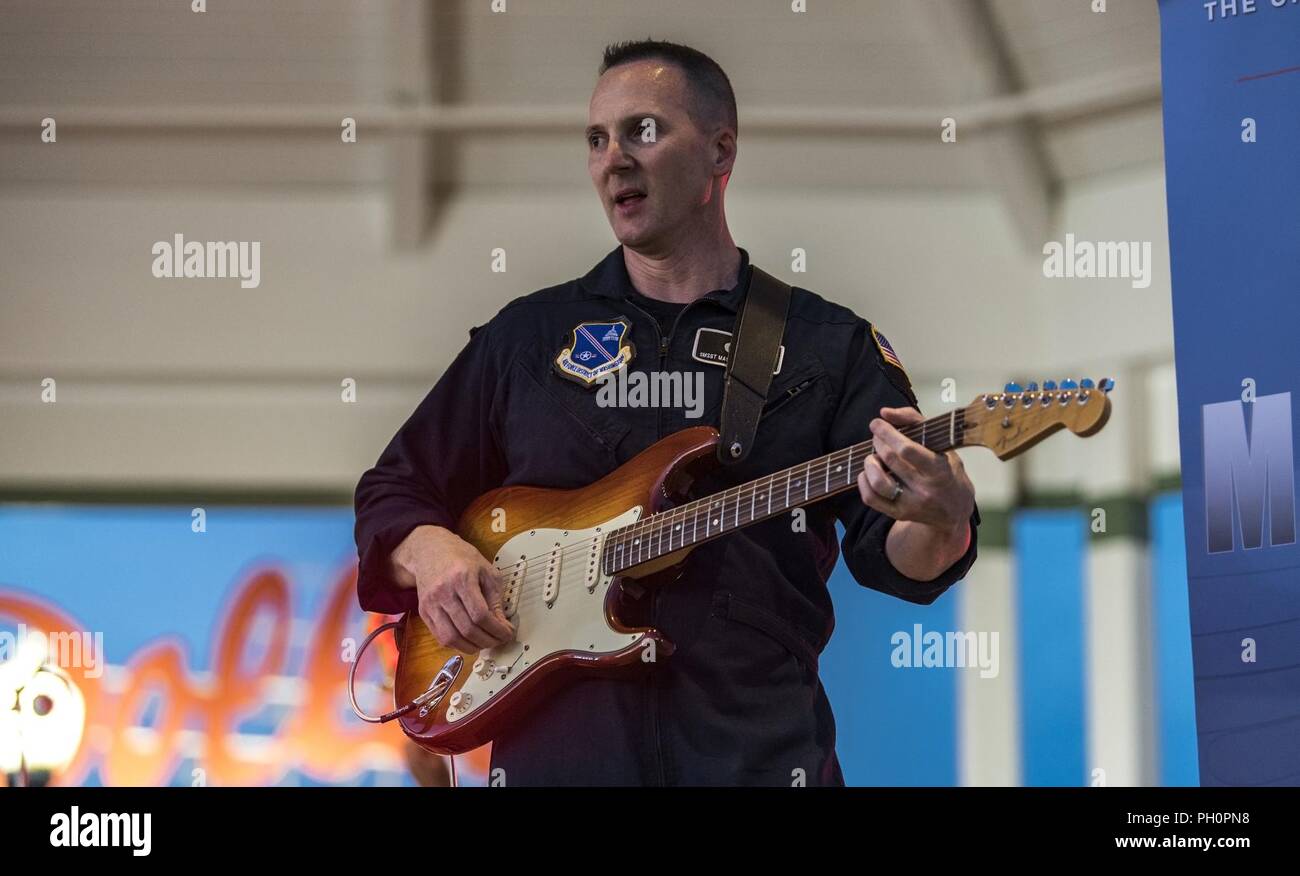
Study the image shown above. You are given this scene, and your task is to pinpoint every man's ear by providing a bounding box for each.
[713,129,737,176]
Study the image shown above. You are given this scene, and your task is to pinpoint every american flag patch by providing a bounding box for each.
[871,326,905,371]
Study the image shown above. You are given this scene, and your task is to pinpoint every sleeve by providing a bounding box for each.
[827,319,979,606]
[353,321,509,615]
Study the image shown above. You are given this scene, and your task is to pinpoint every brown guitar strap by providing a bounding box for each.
[718,265,792,465]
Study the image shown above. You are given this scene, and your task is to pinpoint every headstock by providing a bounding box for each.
[961,378,1113,460]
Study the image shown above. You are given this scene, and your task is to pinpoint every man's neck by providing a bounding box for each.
[622,235,741,305]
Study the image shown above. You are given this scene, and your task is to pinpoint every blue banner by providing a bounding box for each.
[1159,0,1300,785]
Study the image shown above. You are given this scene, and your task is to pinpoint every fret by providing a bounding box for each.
[604,412,972,575]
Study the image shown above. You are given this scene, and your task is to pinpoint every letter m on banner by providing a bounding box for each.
[1203,392,1296,553]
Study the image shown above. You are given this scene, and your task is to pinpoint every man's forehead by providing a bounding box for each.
[589,60,690,117]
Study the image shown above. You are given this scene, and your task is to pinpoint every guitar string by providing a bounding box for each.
[500,408,976,612]
[497,438,895,614]
[499,409,971,613]
[503,385,1083,616]
[500,406,985,614]
[448,388,1093,645]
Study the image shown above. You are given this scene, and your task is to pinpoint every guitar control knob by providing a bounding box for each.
[450,691,472,711]
[473,658,496,679]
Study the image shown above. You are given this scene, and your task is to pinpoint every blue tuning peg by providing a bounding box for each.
[1099,377,1115,393]
[1026,382,1039,391]
[1080,378,1095,389]
[1004,381,1023,393]
[1042,380,1057,391]
[1060,379,1079,390]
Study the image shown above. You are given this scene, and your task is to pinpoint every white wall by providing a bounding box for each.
[0,165,1176,491]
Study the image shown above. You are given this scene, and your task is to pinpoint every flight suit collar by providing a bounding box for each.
[579,245,752,313]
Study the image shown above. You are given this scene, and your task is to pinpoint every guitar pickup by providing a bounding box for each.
[542,548,561,607]
[500,562,523,617]
[585,537,601,593]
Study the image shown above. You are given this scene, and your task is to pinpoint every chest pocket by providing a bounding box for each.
[685,351,829,495]
[501,357,632,488]
[749,352,830,468]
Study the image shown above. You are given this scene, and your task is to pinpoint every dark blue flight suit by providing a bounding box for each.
[353,246,979,786]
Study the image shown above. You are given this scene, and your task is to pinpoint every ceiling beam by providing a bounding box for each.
[904,0,1058,251]
[0,66,1159,137]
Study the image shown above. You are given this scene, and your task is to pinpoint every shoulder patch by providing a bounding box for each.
[553,318,636,387]
[869,325,917,407]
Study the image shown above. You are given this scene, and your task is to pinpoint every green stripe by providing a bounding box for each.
[1085,495,1150,542]
[977,507,1012,549]
[1017,490,1161,542]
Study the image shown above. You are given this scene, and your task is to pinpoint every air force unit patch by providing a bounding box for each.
[555,319,636,385]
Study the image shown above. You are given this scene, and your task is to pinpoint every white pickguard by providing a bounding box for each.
[443,506,645,724]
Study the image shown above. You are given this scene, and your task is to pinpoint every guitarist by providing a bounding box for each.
[354,39,979,786]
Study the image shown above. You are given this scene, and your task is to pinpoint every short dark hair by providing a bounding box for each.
[599,39,738,137]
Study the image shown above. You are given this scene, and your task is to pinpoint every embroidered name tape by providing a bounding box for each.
[690,327,784,375]
[555,319,636,386]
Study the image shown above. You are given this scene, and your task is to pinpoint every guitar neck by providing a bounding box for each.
[602,407,968,575]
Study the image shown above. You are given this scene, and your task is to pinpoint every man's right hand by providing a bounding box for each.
[390,525,516,653]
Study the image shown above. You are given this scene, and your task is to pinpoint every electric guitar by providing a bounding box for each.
[371,378,1113,754]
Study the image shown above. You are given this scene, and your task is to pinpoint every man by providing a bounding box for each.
[354,39,978,786]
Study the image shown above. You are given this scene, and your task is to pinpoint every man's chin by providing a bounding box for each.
[612,222,658,250]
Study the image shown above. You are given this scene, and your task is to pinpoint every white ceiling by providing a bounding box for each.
[0,0,1163,191]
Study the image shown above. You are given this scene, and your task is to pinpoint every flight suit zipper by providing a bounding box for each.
[621,297,698,788]
[761,376,817,419]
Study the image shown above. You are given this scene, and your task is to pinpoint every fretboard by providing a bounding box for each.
[602,408,967,575]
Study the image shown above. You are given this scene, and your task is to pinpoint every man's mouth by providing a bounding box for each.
[613,189,647,208]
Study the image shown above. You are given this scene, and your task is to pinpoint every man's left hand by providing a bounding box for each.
[857,406,975,533]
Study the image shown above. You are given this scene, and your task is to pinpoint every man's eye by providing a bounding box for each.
[588,135,603,148]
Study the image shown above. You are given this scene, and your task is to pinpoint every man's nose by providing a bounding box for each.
[601,137,635,173]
